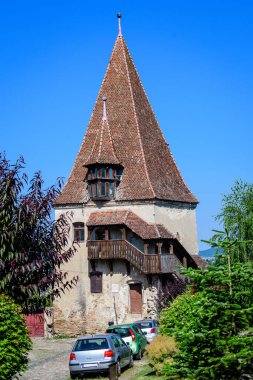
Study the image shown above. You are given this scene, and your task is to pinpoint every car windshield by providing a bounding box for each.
[74,338,109,351]
[107,327,131,337]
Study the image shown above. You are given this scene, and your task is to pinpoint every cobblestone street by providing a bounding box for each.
[19,338,148,380]
[19,338,76,380]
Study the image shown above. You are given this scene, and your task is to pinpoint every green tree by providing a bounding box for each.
[213,180,253,262]
[0,294,32,380]
[159,237,253,379]
[0,154,78,312]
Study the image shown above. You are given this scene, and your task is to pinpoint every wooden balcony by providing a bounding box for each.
[87,239,184,277]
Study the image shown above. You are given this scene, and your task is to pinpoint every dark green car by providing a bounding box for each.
[106,323,147,359]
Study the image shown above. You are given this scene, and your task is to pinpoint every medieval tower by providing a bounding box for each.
[53,15,199,335]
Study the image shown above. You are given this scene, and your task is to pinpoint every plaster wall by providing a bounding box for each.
[53,200,197,335]
[153,203,198,254]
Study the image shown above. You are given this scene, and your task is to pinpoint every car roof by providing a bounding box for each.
[77,333,115,339]
[134,319,156,323]
[107,323,134,328]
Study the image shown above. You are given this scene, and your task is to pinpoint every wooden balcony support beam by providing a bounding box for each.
[156,242,163,255]
[121,227,126,240]
[144,243,149,254]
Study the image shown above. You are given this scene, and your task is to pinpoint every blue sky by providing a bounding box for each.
[1,1,252,250]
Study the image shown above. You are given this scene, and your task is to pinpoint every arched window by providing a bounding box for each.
[73,222,85,242]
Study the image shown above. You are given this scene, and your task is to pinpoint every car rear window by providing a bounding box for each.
[132,325,142,334]
[107,327,131,337]
[74,338,109,351]
[138,321,153,328]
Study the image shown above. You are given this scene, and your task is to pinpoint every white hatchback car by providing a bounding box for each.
[133,319,158,343]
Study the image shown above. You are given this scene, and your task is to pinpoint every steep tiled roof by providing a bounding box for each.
[87,210,174,240]
[85,99,120,166]
[55,27,198,205]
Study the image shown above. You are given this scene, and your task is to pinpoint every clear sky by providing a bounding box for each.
[1,1,252,250]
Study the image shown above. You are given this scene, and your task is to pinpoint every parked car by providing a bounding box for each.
[106,323,147,359]
[69,333,133,379]
[133,319,158,343]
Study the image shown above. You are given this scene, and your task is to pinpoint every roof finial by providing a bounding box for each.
[117,13,122,36]
[102,96,107,121]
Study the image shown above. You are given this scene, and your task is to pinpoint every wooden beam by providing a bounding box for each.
[121,227,126,240]
[144,243,149,254]
[156,242,163,255]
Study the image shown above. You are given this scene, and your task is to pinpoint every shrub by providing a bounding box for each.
[0,294,32,380]
[159,253,253,379]
[156,278,188,314]
[145,335,177,374]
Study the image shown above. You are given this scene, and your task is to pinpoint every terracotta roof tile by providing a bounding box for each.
[85,99,121,166]
[86,210,174,240]
[191,255,208,269]
[55,31,198,205]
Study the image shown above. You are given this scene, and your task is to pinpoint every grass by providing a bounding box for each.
[126,363,164,380]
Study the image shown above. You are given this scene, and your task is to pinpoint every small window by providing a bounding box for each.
[92,183,97,197]
[109,168,113,178]
[90,271,102,293]
[109,183,114,196]
[101,167,105,178]
[101,182,106,196]
[73,222,85,242]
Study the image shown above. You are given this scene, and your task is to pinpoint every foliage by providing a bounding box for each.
[0,154,78,312]
[156,277,187,314]
[145,336,177,374]
[212,180,253,262]
[0,293,32,380]
[159,237,253,379]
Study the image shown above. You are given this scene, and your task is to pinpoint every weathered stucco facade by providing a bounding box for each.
[53,15,199,336]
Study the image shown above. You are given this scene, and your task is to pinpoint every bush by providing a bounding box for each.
[145,335,177,374]
[0,294,32,380]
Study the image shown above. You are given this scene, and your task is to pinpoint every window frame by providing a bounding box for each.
[73,222,85,242]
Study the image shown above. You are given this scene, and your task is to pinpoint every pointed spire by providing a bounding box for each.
[56,19,198,205]
[117,13,122,36]
[84,97,121,167]
[102,96,107,121]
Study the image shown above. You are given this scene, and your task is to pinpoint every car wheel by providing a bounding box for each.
[69,373,77,379]
[117,359,121,376]
[128,353,134,368]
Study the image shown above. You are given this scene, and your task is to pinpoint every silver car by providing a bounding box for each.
[133,319,158,343]
[69,333,133,379]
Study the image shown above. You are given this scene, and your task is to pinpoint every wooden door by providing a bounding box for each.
[24,313,44,337]
[130,284,142,314]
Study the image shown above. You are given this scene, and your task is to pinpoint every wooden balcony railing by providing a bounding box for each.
[87,239,184,277]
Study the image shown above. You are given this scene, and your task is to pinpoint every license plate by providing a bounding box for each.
[82,363,98,368]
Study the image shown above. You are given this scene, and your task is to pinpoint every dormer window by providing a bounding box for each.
[84,96,123,201]
[86,164,122,200]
